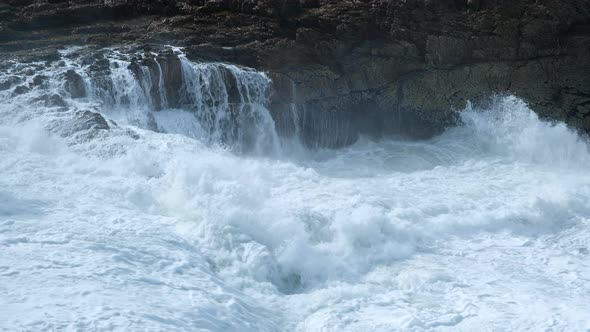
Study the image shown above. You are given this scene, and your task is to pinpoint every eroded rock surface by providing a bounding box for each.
[64,70,86,98]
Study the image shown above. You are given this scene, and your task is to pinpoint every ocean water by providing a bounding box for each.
[1,48,589,331]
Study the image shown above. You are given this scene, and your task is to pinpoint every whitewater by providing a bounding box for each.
[1,47,590,331]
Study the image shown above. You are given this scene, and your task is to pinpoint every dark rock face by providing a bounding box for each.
[45,109,111,140]
[13,85,30,95]
[1,0,589,142]
[71,110,110,132]
[64,70,86,98]
[151,52,184,109]
[0,76,23,91]
[32,75,48,87]
[44,94,67,108]
[33,93,64,108]
[124,50,185,110]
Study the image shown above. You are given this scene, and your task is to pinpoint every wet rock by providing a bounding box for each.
[13,48,60,63]
[64,69,86,98]
[219,66,241,104]
[6,0,35,7]
[46,109,110,139]
[33,93,68,108]
[158,53,183,108]
[0,25,19,43]
[48,94,67,107]
[0,76,22,91]
[87,57,111,73]
[32,75,48,86]
[80,53,103,66]
[127,61,142,80]
[73,110,109,131]
[426,36,470,68]
[134,52,184,109]
[71,24,131,35]
[12,85,29,95]
[140,57,164,109]
[89,74,114,101]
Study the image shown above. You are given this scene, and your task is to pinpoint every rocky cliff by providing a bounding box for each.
[1,0,589,146]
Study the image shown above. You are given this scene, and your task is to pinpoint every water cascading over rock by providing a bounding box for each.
[85,48,281,154]
[0,47,281,154]
[3,46,437,152]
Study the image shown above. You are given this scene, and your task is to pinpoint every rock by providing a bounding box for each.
[34,93,68,108]
[73,110,110,131]
[129,51,185,109]
[0,76,22,91]
[32,75,48,86]
[12,48,60,63]
[88,58,111,72]
[12,84,29,95]
[219,66,241,104]
[46,109,110,139]
[426,36,470,68]
[64,69,86,98]
[48,94,67,107]
[157,53,183,108]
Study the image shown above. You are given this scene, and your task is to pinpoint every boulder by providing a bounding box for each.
[32,75,48,87]
[48,94,67,108]
[12,85,29,95]
[0,76,22,91]
[64,70,86,98]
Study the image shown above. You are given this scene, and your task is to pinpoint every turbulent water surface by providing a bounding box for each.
[1,47,590,332]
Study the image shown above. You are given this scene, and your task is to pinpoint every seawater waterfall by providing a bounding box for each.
[0,46,280,154]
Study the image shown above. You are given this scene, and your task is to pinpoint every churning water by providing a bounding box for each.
[1,47,589,331]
